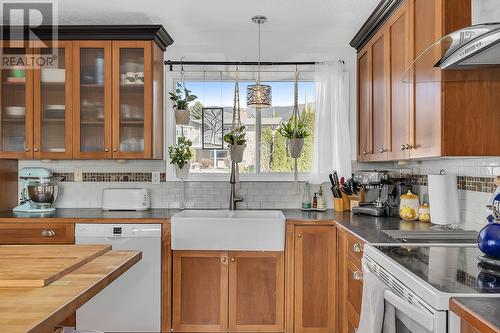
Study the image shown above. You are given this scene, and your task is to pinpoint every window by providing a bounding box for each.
[174,79,315,175]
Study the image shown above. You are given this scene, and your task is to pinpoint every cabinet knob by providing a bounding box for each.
[362,151,367,155]
[231,258,235,262]
[41,229,55,237]
[352,243,362,253]
[405,144,414,150]
[113,148,118,152]
[33,148,39,152]
[352,270,363,281]
[104,148,109,152]
[379,148,387,153]
[25,147,30,152]
[297,233,302,238]
[401,144,406,151]
[221,256,227,263]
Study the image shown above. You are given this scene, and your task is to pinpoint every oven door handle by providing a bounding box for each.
[384,289,435,331]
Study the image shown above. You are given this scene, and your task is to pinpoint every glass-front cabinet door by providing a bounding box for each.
[112,41,152,159]
[0,44,34,159]
[33,41,73,159]
[73,41,112,159]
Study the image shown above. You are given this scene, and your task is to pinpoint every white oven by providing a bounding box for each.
[362,256,447,333]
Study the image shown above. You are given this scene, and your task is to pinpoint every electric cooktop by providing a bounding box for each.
[375,245,500,294]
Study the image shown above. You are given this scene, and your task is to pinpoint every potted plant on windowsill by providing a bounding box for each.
[278,115,310,158]
[224,125,247,163]
[169,82,197,126]
[168,136,193,179]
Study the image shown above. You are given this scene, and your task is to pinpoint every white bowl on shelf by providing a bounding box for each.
[41,69,65,83]
[5,106,25,117]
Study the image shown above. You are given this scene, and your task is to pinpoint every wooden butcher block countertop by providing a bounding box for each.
[0,245,141,333]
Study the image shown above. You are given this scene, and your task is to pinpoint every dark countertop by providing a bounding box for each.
[0,208,432,243]
[0,208,178,221]
[450,297,500,333]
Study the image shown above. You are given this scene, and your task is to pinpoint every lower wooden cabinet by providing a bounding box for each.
[173,250,284,332]
[0,222,74,244]
[290,225,337,333]
[229,252,284,332]
[337,229,365,333]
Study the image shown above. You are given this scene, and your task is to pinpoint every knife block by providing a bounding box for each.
[333,191,350,212]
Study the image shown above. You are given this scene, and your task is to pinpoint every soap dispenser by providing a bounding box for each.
[317,186,325,209]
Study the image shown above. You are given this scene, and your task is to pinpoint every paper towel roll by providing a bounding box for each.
[428,174,460,225]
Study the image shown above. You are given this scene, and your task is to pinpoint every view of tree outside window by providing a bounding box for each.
[175,80,315,174]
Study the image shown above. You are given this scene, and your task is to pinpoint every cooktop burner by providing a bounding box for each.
[375,245,500,293]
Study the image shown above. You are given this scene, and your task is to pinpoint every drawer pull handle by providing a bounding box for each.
[41,229,56,237]
[352,243,362,253]
[352,270,363,281]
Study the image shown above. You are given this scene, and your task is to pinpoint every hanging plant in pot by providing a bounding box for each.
[169,82,197,126]
[224,125,247,163]
[168,136,193,179]
[278,115,309,158]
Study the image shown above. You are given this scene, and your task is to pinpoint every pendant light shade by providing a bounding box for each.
[247,15,272,108]
[247,83,272,108]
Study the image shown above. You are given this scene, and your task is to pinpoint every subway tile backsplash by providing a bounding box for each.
[19,157,500,231]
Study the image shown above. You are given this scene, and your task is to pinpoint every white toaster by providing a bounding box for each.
[102,188,151,211]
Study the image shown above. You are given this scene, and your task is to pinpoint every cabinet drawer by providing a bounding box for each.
[346,232,364,264]
[0,223,75,244]
[346,258,363,314]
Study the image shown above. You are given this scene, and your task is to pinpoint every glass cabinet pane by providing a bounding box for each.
[39,47,67,153]
[118,48,145,153]
[80,48,106,152]
[1,48,28,153]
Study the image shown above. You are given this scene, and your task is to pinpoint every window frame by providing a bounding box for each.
[165,74,314,182]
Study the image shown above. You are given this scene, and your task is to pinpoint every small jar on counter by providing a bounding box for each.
[418,203,431,223]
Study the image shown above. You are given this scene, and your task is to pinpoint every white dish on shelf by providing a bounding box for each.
[47,148,65,153]
[46,104,65,110]
[41,69,65,83]
[5,106,25,117]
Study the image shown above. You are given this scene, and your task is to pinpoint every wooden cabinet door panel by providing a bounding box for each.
[370,33,389,161]
[33,41,73,159]
[73,41,112,159]
[0,43,34,159]
[294,226,336,333]
[388,5,411,160]
[111,41,153,159]
[0,223,74,244]
[229,251,284,332]
[411,0,442,158]
[173,251,228,332]
[357,49,371,161]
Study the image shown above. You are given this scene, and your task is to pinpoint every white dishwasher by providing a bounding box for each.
[75,223,161,332]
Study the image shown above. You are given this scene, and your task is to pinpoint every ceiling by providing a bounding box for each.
[58,0,379,62]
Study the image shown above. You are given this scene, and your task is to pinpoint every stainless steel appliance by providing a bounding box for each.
[403,1,500,82]
[13,167,62,213]
[352,171,412,217]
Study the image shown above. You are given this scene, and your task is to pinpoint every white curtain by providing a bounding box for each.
[309,61,352,184]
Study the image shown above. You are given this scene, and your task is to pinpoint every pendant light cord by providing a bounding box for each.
[257,21,261,84]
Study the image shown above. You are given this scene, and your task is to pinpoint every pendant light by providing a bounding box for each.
[247,15,272,108]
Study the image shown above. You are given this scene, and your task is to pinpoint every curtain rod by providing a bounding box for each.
[164,60,345,71]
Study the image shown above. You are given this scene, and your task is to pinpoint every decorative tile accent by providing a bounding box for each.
[52,171,496,193]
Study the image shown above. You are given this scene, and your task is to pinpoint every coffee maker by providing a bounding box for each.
[351,171,412,217]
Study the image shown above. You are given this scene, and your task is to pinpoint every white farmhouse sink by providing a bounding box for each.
[171,210,285,251]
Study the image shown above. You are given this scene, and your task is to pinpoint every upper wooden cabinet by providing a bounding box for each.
[353,0,500,161]
[0,25,171,160]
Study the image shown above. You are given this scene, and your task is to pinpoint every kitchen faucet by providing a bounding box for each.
[229,160,243,210]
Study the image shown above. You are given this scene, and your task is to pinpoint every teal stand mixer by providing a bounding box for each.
[13,167,62,213]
